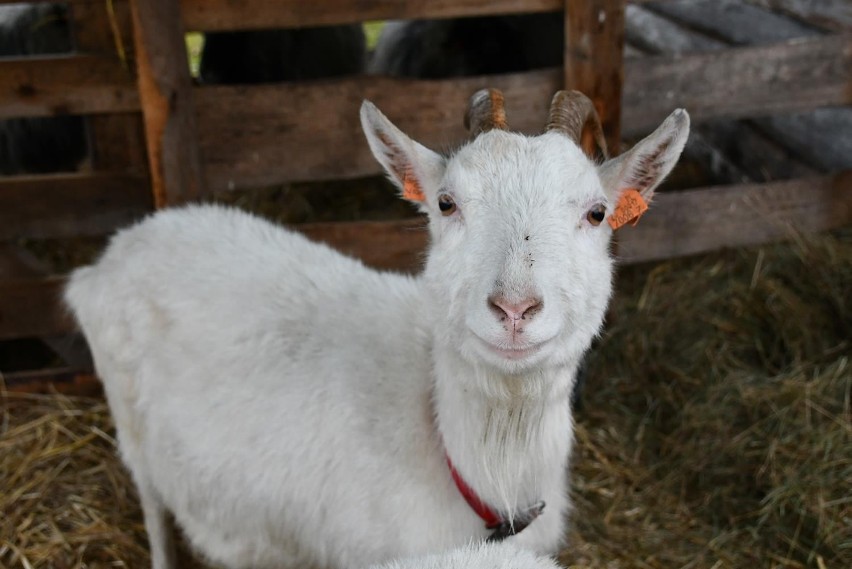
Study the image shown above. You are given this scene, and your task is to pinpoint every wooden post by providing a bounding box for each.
[563,0,626,154]
[129,0,204,207]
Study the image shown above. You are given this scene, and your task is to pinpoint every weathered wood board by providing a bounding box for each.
[181,0,564,31]
[625,1,833,184]
[0,173,152,240]
[752,109,852,173]
[0,245,47,279]
[0,276,73,340]
[646,0,822,44]
[0,55,137,119]
[642,0,851,178]
[71,0,148,176]
[695,119,819,183]
[745,0,852,32]
[625,4,726,54]
[622,35,851,136]
[188,35,851,190]
[617,171,852,262]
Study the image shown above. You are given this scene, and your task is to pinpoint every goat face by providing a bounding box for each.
[362,89,689,376]
[424,130,613,373]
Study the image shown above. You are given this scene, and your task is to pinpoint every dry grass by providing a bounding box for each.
[562,229,851,568]
[0,394,147,568]
[2,231,850,568]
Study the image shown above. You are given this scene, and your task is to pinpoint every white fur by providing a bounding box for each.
[65,97,689,569]
[365,541,560,569]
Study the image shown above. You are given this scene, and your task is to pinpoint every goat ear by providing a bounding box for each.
[360,101,445,203]
[597,109,690,204]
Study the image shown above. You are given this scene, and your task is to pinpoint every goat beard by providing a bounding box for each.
[479,398,551,522]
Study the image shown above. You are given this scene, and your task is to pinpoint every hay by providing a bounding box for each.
[2,231,850,568]
[562,229,851,568]
[0,393,147,568]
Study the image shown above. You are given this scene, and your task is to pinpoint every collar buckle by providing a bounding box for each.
[486,500,546,542]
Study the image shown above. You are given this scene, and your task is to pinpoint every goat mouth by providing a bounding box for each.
[473,334,550,360]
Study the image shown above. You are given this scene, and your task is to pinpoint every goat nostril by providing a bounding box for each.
[488,297,508,321]
[521,300,542,320]
[488,296,543,321]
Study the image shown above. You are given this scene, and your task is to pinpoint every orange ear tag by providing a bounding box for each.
[608,189,648,230]
[402,173,425,202]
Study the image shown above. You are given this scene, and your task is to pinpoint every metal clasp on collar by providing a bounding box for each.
[486,500,546,542]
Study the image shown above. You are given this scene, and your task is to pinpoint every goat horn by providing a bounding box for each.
[547,90,608,159]
[464,88,508,137]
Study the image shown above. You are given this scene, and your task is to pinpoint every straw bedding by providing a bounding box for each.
[2,230,850,568]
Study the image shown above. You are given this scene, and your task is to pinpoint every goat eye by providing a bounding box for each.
[437,194,457,216]
[586,204,606,226]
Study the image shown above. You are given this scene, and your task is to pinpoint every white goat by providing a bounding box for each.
[367,541,561,569]
[65,89,689,569]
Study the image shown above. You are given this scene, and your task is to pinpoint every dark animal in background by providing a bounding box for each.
[370,15,563,78]
[199,25,366,84]
[0,4,87,175]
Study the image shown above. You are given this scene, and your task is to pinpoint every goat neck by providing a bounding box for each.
[430,333,576,526]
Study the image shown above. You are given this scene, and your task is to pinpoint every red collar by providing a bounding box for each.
[445,454,546,541]
[446,455,503,528]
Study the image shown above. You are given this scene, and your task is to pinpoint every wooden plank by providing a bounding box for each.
[194,34,851,189]
[621,35,852,137]
[87,112,148,175]
[617,171,852,263]
[678,129,754,186]
[751,108,852,173]
[0,55,138,119]
[71,0,148,175]
[130,0,204,206]
[625,4,726,55]
[563,0,627,153]
[195,70,561,191]
[0,276,72,340]
[646,0,822,46]
[0,172,152,240]
[1,369,102,396]
[181,0,564,31]
[70,0,134,58]
[0,245,48,278]
[624,3,819,184]
[695,119,818,182]
[745,0,852,32]
[299,219,428,273]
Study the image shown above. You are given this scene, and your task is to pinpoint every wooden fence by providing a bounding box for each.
[0,0,850,392]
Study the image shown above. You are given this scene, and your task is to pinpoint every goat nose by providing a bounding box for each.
[488,295,543,322]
